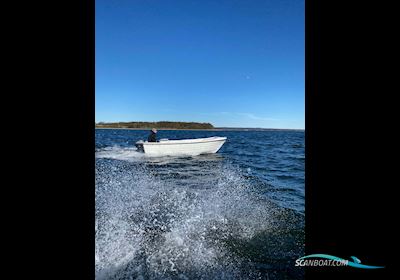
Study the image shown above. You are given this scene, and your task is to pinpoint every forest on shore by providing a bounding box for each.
[95,121,214,129]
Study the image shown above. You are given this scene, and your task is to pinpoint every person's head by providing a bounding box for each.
[151,128,157,133]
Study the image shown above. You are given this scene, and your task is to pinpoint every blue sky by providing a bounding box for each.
[96,0,304,129]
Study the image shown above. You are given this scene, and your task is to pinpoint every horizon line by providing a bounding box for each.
[95,126,305,131]
[95,121,304,130]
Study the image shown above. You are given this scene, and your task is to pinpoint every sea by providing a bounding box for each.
[95,129,305,280]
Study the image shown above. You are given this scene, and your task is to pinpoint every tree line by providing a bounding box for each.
[96,121,214,129]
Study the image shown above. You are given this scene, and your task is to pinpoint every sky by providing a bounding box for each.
[96,0,304,129]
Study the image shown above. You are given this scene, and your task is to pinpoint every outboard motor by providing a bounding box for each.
[135,140,145,152]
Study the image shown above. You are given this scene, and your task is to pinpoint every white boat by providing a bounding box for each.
[135,136,227,156]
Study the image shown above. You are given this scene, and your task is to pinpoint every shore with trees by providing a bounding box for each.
[95,121,214,130]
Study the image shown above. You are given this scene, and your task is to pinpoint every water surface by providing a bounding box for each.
[95,129,305,280]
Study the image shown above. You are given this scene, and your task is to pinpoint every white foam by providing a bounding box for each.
[95,146,200,166]
[96,146,146,162]
[95,160,283,279]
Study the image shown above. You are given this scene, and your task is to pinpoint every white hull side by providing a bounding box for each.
[141,137,226,156]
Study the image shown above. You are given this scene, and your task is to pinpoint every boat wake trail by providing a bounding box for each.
[95,158,304,280]
[96,146,146,162]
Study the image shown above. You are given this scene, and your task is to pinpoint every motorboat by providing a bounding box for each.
[135,136,227,156]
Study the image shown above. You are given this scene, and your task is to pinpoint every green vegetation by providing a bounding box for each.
[95,121,214,129]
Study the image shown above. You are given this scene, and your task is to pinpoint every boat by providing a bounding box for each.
[135,136,227,156]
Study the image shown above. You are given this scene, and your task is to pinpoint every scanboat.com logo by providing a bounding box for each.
[295,254,384,269]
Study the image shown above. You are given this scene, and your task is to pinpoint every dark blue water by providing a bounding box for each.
[95,129,305,280]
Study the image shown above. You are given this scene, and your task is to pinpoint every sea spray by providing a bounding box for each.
[95,156,304,279]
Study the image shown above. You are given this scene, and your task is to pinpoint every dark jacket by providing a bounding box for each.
[147,131,157,142]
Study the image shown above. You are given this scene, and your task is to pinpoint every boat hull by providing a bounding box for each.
[136,137,227,156]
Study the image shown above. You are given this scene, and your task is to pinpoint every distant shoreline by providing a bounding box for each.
[95,127,304,132]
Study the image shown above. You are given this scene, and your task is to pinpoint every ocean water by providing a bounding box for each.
[95,129,305,280]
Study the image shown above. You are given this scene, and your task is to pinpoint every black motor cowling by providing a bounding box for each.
[135,141,144,152]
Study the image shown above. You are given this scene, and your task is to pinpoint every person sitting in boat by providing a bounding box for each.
[147,128,158,142]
